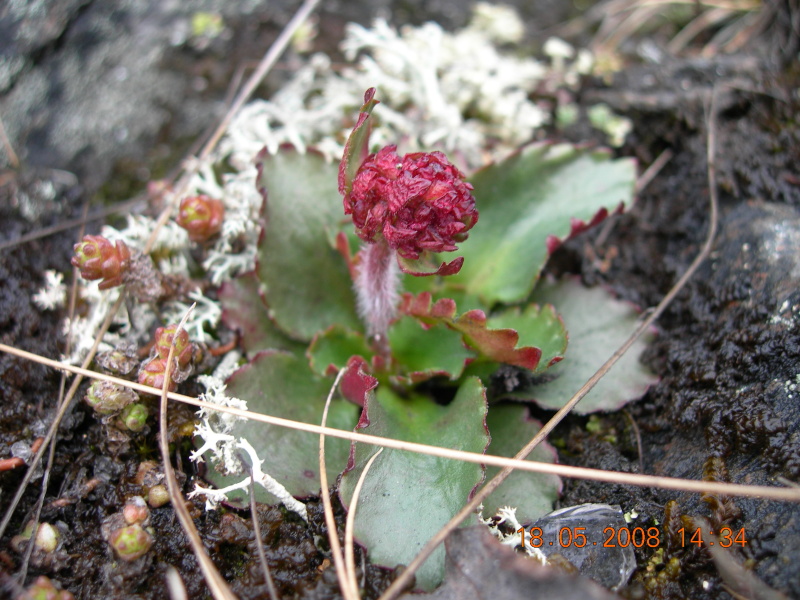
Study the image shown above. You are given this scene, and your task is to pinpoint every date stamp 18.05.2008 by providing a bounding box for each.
[517,526,748,550]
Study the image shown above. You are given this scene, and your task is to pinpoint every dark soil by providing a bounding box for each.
[2,1,800,599]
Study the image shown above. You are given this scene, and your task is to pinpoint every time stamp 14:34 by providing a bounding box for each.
[517,526,748,549]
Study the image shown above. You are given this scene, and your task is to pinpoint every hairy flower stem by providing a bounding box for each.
[356,237,400,357]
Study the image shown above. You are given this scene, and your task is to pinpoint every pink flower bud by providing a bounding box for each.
[154,324,193,369]
[71,235,131,290]
[138,357,176,393]
[344,145,478,261]
[176,195,224,242]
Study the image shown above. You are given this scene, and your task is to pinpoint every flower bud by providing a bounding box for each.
[18,576,74,600]
[119,403,149,432]
[108,524,153,561]
[71,235,131,290]
[122,496,150,525]
[85,381,138,415]
[12,521,59,554]
[95,344,139,375]
[176,195,224,242]
[154,324,193,369]
[138,357,176,393]
[344,146,478,260]
[146,484,170,508]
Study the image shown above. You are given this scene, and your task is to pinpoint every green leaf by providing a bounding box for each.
[396,254,464,276]
[483,404,561,520]
[204,352,359,504]
[257,149,360,341]
[388,316,475,382]
[307,325,372,377]
[398,292,564,371]
[218,273,304,358]
[338,88,379,196]
[509,278,658,414]
[340,378,489,590]
[449,143,636,305]
[486,303,567,373]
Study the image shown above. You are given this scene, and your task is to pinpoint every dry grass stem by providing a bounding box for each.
[0,114,19,168]
[345,448,384,599]
[0,198,143,252]
[1,340,797,503]
[0,292,126,540]
[17,203,89,583]
[247,466,280,600]
[142,0,320,256]
[318,368,358,600]
[376,86,725,600]
[159,306,238,600]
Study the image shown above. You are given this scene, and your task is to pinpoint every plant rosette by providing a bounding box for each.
[205,89,655,589]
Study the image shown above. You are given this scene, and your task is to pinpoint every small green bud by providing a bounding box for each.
[18,576,74,600]
[13,520,59,553]
[146,484,170,508]
[85,381,138,415]
[120,403,148,432]
[34,522,60,553]
[108,524,153,561]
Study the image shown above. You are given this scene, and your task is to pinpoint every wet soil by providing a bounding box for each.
[2,1,800,599]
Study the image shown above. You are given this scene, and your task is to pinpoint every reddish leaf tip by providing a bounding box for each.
[339,355,378,408]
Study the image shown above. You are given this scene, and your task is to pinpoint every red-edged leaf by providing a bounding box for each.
[398,292,563,371]
[455,310,542,371]
[545,206,622,253]
[338,88,379,197]
[397,254,464,276]
[448,142,636,304]
[339,355,378,408]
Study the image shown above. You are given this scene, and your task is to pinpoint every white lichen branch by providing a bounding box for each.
[189,438,308,521]
[478,505,548,563]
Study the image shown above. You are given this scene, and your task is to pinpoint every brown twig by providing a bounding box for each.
[141,0,320,258]
[2,341,798,503]
[377,85,724,600]
[159,306,238,600]
[594,148,673,248]
[318,368,358,600]
[0,114,20,169]
[0,198,143,252]
[247,464,279,600]
[344,448,384,597]
[622,408,645,474]
[0,292,126,541]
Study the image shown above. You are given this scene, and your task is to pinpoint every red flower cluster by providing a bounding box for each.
[344,146,478,260]
[72,235,131,290]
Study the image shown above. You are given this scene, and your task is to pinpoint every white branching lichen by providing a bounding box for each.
[189,438,308,520]
[32,270,67,311]
[189,365,308,520]
[478,505,548,564]
[102,214,189,253]
[162,289,221,344]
